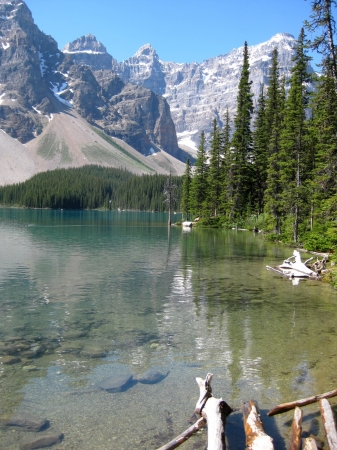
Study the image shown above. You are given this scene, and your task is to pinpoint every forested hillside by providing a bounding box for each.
[0,166,182,212]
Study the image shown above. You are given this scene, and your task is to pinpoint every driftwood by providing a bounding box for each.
[157,373,232,450]
[195,373,233,450]
[289,407,303,450]
[319,398,337,450]
[302,437,319,450]
[156,417,206,450]
[242,400,274,450]
[268,389,337,416]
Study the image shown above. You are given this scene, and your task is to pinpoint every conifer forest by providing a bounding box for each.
[181,1,337,254]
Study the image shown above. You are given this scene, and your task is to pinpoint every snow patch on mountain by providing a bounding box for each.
[115,33,303,146]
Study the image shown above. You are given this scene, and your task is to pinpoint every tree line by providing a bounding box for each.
[0,166,182,212]
[181,0,337,251]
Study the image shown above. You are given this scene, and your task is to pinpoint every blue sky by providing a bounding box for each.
[25,0,318,65]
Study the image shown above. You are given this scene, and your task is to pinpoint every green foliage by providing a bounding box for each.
[181,158,192,219]
[229,41,254,219]
[0,166,182,211]
[196,215,223,228]
[190,130,208,216]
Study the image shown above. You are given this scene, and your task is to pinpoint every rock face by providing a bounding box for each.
[0,1,179,157]
[0,0,63,142]
[63,34,116,71]
[114,34,310,150]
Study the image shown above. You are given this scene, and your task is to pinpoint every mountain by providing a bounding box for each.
[63,33,117,70]
[0,0,312,188]
[0,0,184,186]
[114,34,306,155]
[63,33,309,157]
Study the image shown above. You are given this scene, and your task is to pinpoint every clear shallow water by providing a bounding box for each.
[0,209,336,449]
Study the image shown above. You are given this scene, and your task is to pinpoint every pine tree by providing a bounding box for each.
[252,84,268,214]
[190,130,208,217]
[264,49,286,234]
[163,171,177,226]
[181,158,192,220]
[279,28,313,242]
[310,58,337,222]
[219,107,232,216]
[305,0,337,83]
[207,118,222,216]
[230,41,254,219]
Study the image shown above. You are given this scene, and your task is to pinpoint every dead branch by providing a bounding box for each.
[268,389,337,416]
[319,398,337,450]
[195,373,233,450]
[242,400,274,450]
[289,407,303,450]
[156,417,206,450]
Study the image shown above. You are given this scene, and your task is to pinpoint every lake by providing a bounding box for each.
[0,209,336,450]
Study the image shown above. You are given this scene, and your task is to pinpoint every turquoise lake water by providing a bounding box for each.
[0,208,336,449]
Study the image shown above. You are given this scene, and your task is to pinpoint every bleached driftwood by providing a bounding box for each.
[302,437,318,450]
[156,417,206,450]
[242,400,274,450]
[195,373,233,450]
[289,407,303,450]
[268,389,337,416]
[319,398,337,450]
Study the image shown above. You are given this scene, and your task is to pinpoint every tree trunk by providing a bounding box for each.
[268,389,337,416]
[319,398,337,449]
[195,373,233,450]
[289,407,303,450]
[302,437,318,450]
[156,417,207,450]
[242,400,274,450]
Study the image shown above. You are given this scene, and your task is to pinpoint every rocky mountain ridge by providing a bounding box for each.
[115,33,307,152]
[64,33,311,154]
[0,0,182,186]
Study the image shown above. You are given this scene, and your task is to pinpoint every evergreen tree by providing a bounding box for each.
[230,41,254,219]
[252,84,268,214]
[181,158,192,220]
[264,49,286,234]
[305,0,337,82]
[219,107,232,216]
[163,171,177,226]
[207,118,222,216]
[279,28,313,242]
[310,59,337,222]
[190,130,208,217]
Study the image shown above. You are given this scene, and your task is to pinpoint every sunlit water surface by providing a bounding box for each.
[0,209,336,449]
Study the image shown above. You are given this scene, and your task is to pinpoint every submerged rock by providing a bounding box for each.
[0,415,50,431]
[1,355,21,365]
[97,373,134,393]
[81,345,107,358]
[134,369,169,384]
[19,432,64,450]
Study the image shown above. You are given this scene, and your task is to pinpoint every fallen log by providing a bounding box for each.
[289,407,302,450]
[268,389,337,416]
[195,373,233,450]
[242,400,274,450]
[319,398,337,450]
[156,417,206,450]
[302,437,318,450]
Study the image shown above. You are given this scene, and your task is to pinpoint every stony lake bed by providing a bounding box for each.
[0,209,336,449]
